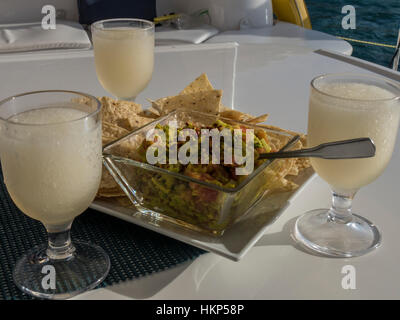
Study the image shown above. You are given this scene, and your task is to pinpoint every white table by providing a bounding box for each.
[1,31,399,300]
[71,46,399,300]
[155,21,352,56]
[206,21,353,56]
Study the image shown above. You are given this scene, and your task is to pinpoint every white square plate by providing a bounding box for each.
[90,167,314,261]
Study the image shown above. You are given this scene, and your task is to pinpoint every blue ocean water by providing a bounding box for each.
[305,0,399,69]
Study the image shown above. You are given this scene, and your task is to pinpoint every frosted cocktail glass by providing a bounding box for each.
[91,18,155,101]
[0,90,110,299]
[293,73,400,257]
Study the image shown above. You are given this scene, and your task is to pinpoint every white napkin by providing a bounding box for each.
[0,21,91,53]
[155,25,219,45]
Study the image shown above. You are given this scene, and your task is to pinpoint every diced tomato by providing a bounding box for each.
[198,187,219,202]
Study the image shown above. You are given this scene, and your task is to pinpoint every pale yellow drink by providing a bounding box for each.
[92,27,154,99]
[308,82,400,192]
[0,107,102,226]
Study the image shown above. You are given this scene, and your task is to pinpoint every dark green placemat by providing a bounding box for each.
[0,171,206,300]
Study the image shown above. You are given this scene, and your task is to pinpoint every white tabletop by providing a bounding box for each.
[1,29,398,300]
[154,21,352,56]
[71,45,400,299]
[206,21,353,56]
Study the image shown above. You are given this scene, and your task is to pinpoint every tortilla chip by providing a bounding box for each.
[265,131,290,151]
[265,129,311,175]
[287,163,299,176]
[219,109,268,124]
[102,122,130,145]
[154,90,222,115]
[263,164,298,194]
[274,179,298,193]
[138,107,160,119]
[97,165,126,198]
[295,158,312,170]
[97,187,126,198]
[99,122,135,197]
[246,114,269,124]
[98,135,143,199]
[219,109,255,122]
[100,96,143,130]
[117,115,154,131]
[180,73,214,94]
[276,158,296,179]
[114,196,134,207]
[148,99,162,114]
[258,124,307,146]
[219,105,232,112]
[271,134,309,177]
[102,136,115,146]
[111,138,140,160]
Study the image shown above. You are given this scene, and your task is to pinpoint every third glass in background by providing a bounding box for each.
[91,18,155,101]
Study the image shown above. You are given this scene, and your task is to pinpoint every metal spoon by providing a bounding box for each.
[258,136,376,160]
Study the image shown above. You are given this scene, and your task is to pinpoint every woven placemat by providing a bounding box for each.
[0,171,206,300]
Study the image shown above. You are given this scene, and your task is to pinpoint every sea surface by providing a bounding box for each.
[305,0,399,69]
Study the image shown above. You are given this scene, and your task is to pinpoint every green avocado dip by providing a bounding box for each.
[132,120,274,233]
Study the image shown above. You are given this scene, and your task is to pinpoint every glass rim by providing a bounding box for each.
[311,73,400,103]
[0,90,101,127]
[91,18,154,32]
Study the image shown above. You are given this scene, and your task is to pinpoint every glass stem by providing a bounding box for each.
[46,222,75,260]
[327,190,357,224]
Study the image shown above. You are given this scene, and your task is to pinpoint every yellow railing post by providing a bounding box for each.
[272,0,312,29]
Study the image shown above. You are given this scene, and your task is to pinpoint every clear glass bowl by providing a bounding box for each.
[103,110,297,235]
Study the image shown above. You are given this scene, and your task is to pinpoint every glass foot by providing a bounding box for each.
[293,209,381,257]
[13,241,110,299]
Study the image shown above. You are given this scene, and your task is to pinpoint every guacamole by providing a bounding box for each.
[132,120,274,232]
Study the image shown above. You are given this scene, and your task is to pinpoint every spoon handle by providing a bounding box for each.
[258,137,376,160]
